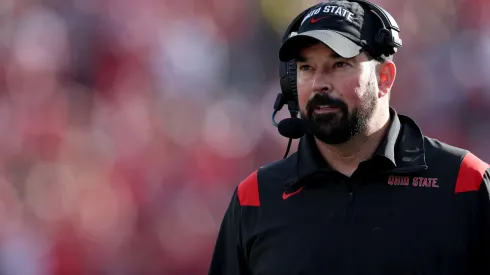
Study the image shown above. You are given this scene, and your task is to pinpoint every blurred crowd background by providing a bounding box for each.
[0,0,488,274]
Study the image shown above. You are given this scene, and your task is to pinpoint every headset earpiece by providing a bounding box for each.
[358,0,402,57]
[373,28,395,57]
[375,28,392,47]
[279,62,291,103]
[286,61,298,110]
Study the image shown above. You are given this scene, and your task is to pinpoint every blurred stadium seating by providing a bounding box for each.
[0,0,488,274]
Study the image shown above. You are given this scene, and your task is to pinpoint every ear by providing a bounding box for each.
[377,60,396,98]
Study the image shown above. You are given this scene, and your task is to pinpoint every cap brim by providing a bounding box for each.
[279,30,362,62]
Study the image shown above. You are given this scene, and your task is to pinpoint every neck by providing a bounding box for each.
[315,108,391,177]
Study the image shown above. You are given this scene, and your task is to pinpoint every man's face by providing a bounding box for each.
[296,42,379,144]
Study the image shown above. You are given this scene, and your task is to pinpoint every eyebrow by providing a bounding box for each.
[295,51,344,62]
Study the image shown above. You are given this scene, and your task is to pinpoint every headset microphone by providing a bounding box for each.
[272,93,307,158]
[278,118,306,139]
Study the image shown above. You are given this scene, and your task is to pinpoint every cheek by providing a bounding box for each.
[296,79,312,111]
[338,78,365,110]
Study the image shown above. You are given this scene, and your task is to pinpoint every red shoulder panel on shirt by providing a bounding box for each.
[237,170,260,206]
[454,152,490,193]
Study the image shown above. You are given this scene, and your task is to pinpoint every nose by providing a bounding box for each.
[312,71,333,94]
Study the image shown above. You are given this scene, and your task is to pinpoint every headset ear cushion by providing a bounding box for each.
[375,28,392,46]
[375,29,394,55]
[279,61,292,98]
[287,61,298,102]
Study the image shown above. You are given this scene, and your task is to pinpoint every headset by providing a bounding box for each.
[272,0,403,158]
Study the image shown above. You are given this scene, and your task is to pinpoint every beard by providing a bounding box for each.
[300,84,377,145]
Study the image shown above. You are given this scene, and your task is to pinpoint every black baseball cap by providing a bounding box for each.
[279,1,383,62]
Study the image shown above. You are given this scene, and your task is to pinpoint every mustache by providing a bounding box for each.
[306,94,347,112]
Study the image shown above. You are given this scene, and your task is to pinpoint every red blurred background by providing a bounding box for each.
[0,0,488,274]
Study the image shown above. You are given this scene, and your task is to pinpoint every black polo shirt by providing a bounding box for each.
[208,109,490,275]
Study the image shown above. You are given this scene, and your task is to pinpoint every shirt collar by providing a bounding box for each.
[371,107,400,166]
[285,107,427,189]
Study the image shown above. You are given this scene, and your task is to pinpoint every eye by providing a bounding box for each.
[333,61,349,68]
[299,65,312,71]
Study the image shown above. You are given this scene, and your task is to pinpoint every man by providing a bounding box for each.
[208,1,490,274]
